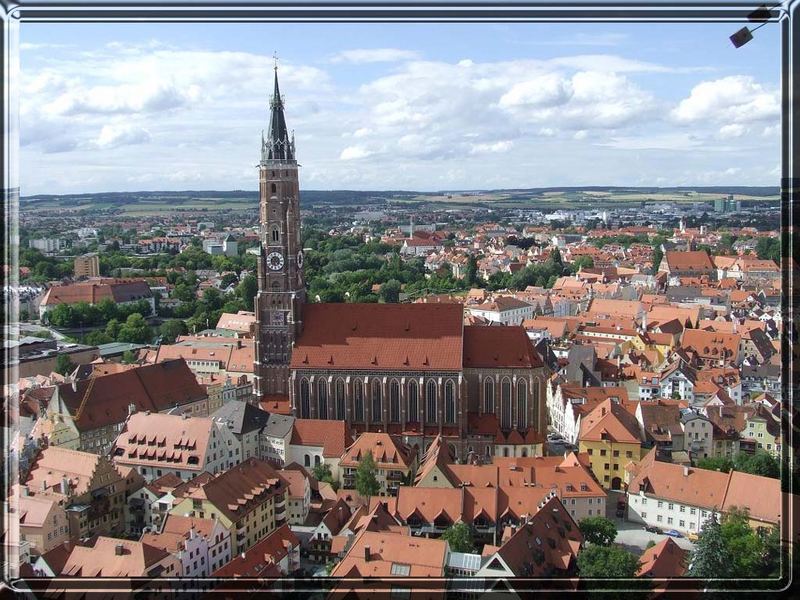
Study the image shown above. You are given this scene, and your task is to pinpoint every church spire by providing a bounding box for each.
[262,60,294,162]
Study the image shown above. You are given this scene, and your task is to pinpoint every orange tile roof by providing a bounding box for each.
[26,446,118,497]
[60,536,170,577]
[290,303,463,371]
[663,250,714,272]
[330,530,447,578]
[722,471,781,524]
[42,279,152,306]
[340,433,415,470]
[212,523,299,578]
[197,458,287,522]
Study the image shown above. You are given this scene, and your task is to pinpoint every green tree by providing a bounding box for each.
[159,319,188,344]
[355,450,381,497]
[441,522,476,553]
[117,313,153,344]
[688,514,737,579]
[578,516,617,546]
[121,349,137,364]
[651,246,664,274]
[465,255,479,287]
[577,545,640,578]
[572,256,595,271]
[55,354,74,376]
[105,318,122,340]
[312,463,335,485]
[734,451,780,479]
[236,274,258,311]
[379,279,402,303]
[83,330,113,346]
[696,456,733,473]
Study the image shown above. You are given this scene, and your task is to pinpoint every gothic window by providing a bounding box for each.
[271,281,281,292]
[484,378,495,415]
[335,379,345,420]
[407,381,418,422]
[426,380,437,424]
[271,183,277,193]
[517,380,528,430]
[372,380,383,422]
[354,380,364,422]
[299,379,310,419]
[390,380,400,423]
[445,380,456,424]
[532,379,540,430]
[271,226,280,242]
[501,378,512,430]
[317,380,328,420]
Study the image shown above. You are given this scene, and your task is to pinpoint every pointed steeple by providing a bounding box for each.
[262,62,294,162]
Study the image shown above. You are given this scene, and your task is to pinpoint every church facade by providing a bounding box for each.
[254,69,549,461]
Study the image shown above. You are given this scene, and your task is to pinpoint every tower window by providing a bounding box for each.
[271,226,280,242]
[271,183,277,194]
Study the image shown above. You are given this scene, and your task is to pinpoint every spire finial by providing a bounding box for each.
[273,51,279,72]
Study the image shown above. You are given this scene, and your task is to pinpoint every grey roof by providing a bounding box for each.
[211,400,271,435]
[265,413,295,438]
[262,68,294,161]
[96,342,147,356]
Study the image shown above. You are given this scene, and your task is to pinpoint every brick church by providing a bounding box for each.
[253,68,549,461]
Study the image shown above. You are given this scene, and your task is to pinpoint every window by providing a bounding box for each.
[372,380,383,422]
[604,463,610,470]
[390,380,401,423]
[613,450,619,457]
[501,379,512,429]
[408,380,418,421]
[354,380,364,422]
[641,498,647,505]
[679,520,685,528]
[668,503,674,511]
[657,515,663,522]
[299,379,310,418]
[426,380,437,424]
[626,451,633,458]
[484,378,495,414]
[270,183,277,193]
[667,517,673,524]
[335,379,346,420]
[587,449,593,455]
[679,505,685,513]
[517,380,527,429]
[658,501,663,508]
[641,512,647,518]
[600,449,607,456]
[445,380,456,424]
[317,380,328,419]
[690,508,696,515]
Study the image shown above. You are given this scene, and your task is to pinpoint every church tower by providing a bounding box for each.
[253,65,305,399]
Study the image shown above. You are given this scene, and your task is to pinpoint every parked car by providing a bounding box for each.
[644,525,663,534]
[665,529,683,538]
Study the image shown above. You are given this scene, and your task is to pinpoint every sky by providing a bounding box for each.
[19,22,782,195]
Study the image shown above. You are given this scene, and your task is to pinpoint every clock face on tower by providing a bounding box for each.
[266,251,285,271]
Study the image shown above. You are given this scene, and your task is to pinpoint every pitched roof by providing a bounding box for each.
[340,433,415,470]
[60,536,170,577]
[55,359,205,431]
[290,419,353,458]
[210,400,271,435]
[198,458,287,522]
[112,412,217,473]
[42,279,152,306]
[19,495,59,528]
[330,530,448,578]
[663,250,714,272]
[579,399,643,444]
[462,325,543,368]
[290,303,463,371]
[722,471,781,524]
[638,537,688,578]
[212,523,299,578]
[26,446,119,497]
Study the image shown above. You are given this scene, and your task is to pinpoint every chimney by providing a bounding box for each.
[128,403,136,416]
[41,479,47,492]
[71,379,77,393]
[364,545,371,562]
[683,466,689,477]
[115,544,125,556]
[21,487,29,497]
[60,477,70,495]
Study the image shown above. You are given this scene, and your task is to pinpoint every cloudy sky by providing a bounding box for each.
[19,22,781,195]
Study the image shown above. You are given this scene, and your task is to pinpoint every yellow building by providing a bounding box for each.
[73,253,100,278]
[744,405,781,458]
[170,458,287,555]
[578,398,644,491]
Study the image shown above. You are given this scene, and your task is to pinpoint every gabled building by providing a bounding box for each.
[578,398,644,490]
[339,433,417,496]
[212,523,299,578]
[211,399,271,462]
[141,514,231,578]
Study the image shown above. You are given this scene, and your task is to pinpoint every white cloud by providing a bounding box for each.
[93,124,152,148]
[718,123,746,139]
[339,145,372,160]
[469,140,513,154]
[671,75,780,124]
[499,73,572,109]
[331,48,420,64]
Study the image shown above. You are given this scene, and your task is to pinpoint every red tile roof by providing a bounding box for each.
[330,530,447,578]
[463,325,543,368]
[42,278,152,306]
[290,419,354,458]
[638,537,688,578]
[212,523,299,578]
[290,303,463,371]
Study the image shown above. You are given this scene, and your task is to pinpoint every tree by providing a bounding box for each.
[696,456,733,473]
[578,516,617,546]
[355,450,381,497]
[121,350,137,364]
[465,255,479,286]
[577,545,640,578]
[55,354,74,376]
[117,313,153,344]
[688,514,736,579]
[159,319,188,344]
[105,318,122,340]
[379,279,402,303]
[312,463,335,485]
[236,274,258,310]
[734,451,780,479]
[441,522,476,553]
[651,246,664,274]
[83,330,113,346]
[720,507,780,577]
